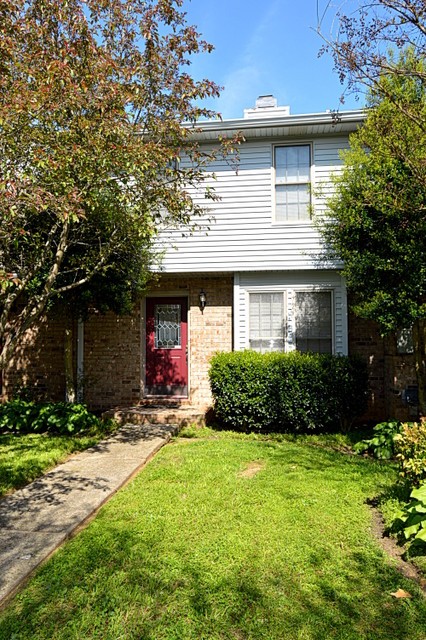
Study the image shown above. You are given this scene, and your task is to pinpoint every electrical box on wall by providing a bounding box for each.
[402,385,419,406]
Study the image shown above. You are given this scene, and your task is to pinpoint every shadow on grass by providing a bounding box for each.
[1,436,425,639]
[0,424,174,497]
[1,503,426,639]
[405,539,426,559]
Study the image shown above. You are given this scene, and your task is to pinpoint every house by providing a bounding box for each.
[3,96,418,422]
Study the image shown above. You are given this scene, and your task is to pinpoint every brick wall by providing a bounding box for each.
[383,337,418,421]
[6,279,415,420]
[348,312,417,423]
[3,309,142,410]
[3,311,70,402]
[348,313,385,422]
[2,275,232,411]
[83,308,142,411]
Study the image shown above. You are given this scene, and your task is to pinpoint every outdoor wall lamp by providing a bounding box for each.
[199,290,207,312]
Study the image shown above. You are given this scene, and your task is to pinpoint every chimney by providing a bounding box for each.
[243,95,290,119]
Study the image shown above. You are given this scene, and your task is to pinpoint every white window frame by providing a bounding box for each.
[247,287,334,355]
[248,291,287,353]
[293,289,334,354]
[272,143,313,224]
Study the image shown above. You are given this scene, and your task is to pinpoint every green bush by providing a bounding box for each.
[0,399,39,433]
[209,351,368,433]
[0,401,104,435]
[32,403,100,434]
[394,421,426,486]
[354,420,402,459]
[396,483,426,545]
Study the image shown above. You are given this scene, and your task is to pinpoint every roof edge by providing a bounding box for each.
[187,108,366,134]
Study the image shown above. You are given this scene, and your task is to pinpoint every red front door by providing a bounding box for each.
[145,297,188,396]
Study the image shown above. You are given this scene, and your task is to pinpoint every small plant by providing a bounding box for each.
[32,403,100,434]
[0,400,106,436]
[353,420,402,459]
[394,420,426,485]
[397,483,426,545]
[0,399,38,433]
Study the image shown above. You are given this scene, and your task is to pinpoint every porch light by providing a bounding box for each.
[199,290,207,312]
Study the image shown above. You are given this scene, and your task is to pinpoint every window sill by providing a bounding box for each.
[270,220,313,228]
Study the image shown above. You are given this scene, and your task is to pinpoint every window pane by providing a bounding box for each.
[155,304,181,348]
[249,338,285,353]
[396,327,414,354]
[275,145,310,223]
[249,293,284,352]
[295,292,332,354]
[275,145,310,183]
[276,185,310,222]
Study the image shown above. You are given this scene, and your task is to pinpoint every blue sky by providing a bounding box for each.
[183,0,365,119]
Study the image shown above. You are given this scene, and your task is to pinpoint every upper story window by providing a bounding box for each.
[274,144,311,223]
[396,327,414,354]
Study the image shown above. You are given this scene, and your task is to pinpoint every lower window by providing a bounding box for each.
[249,292,285,352]
[249,290,332,354]
[294,291,332,354]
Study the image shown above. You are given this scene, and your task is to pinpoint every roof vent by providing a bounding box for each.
[244,95,290,119]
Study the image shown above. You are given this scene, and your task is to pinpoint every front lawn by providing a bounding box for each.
[1,429,426,639]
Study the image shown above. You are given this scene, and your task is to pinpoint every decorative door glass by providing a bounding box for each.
[154,304,181,349]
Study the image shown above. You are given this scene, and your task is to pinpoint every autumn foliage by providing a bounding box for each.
[0,0,237,370]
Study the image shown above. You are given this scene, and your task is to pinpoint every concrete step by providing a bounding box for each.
[103,404,206,427]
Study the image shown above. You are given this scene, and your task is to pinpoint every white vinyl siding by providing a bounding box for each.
[157,136,349,273]
[274,145,311,222]
[313,138,350,216]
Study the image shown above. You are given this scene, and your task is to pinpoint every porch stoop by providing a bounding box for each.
[102,402,207,428]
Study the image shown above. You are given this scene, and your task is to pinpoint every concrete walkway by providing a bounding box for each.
[0,423,178,608]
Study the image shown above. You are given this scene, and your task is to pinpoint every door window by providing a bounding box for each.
[154,304,181,349]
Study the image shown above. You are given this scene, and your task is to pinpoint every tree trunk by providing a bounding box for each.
[64,315,76,403]
[413,318,426,418]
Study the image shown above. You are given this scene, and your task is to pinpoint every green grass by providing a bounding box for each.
[0,426,117,497]
[1,430,426,639]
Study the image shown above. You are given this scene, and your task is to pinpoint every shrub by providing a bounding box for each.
[209,351,368,433]
[0,399,39,433]
[354,420,402,459]
[0,401,104,435]
[32,403,101,434]
[208,351,278,432]
[394,420,426,486]
[396,483,426,545]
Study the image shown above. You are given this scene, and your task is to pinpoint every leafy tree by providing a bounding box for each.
[0,0,238,372]
[318,55,426,415]
[317,0,426,129]
[317,1,426,414]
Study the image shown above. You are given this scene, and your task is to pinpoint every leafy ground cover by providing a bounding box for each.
[0,426,116,497]
[1,429,426,639]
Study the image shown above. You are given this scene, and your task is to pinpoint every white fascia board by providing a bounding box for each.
[186,109,367,141]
